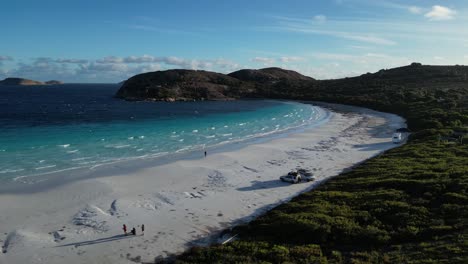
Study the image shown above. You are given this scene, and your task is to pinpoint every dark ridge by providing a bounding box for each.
[115,69,254,101]
[228,67,315,83]
[44,80,64,85]
[114,63,468,128]
[0,77,44,85]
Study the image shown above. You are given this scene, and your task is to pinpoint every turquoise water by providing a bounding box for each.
[0,85,328,183]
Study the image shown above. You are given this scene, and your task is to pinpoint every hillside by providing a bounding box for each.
[228,67,315,98]
[115,67,314,101]
[115,69,254,101]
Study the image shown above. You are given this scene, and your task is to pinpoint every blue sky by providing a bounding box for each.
[1,0,467,82]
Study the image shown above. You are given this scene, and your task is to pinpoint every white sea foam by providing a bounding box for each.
[35,165,57,170]
[58,144,70,148]
[0,168,25,174]
[105,144,131,149]
[139,136,145,139]
[192,130,198,133]
[67,150,79,153]
[72,157,92,161]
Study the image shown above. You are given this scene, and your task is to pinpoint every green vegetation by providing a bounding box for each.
[173,65,468,264]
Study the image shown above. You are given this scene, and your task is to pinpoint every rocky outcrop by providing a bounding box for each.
[115,69,254,101]
[0,78,64,85]
[228,67,314,83]
[115,68,315,101]
[45,80,64,85]
[0,78,44,85]
[228,67,316,98]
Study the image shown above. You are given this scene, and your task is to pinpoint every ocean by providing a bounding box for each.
[0,84,328,184]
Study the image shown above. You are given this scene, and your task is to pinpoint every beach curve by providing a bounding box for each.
[0,103,406,264]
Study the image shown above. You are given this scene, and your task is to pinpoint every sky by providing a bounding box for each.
[0,0,467,83]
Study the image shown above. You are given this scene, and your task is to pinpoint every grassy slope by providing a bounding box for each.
[174,65,468,264]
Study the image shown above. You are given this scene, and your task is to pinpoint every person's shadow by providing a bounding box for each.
[56,234,133,247]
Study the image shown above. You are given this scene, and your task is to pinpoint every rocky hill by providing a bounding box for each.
[115,64,468,102]
[116,67,314,101]
[0,78,45,85]
[0,78,64,85]
[44,80,64,85]
[228,67,314,83]
[115,69,256,101]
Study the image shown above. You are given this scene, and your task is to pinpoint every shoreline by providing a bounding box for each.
[0,102,330,195]
[0,103,406,264]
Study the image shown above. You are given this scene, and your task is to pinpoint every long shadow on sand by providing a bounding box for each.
[237,179,293,191]
[56,234,133,247]
[353,142,393,151]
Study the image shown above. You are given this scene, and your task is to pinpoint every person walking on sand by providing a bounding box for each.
[123,224,127,235]
[131,227,136,236]
[204,150,207,157]
[141,224,145,235]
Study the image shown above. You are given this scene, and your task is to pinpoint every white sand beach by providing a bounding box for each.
[0,103,406,264]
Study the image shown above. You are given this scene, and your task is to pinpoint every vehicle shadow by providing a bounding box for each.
[237,179,293,191]
[56,234,133,247]
[353,142,392,151]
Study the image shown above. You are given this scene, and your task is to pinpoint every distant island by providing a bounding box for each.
[0,77,63,86]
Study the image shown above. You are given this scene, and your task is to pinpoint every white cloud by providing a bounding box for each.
[311,52,411,68]
[55,58,88,64]
[313,15,327,23]
[123,55,155,63]
[343,34,396,45]
[287,27,396,45]
[425,5,456,21]
[363,1,423,15]
[463,55,468,60]
[2,55,242,82]
[251,57,276,65]
[269,16,397,45]
[408,6,423,14]
[433,56,445,61]
[279,56,305,63]
[96,56,123,64]
[94,55,240,72]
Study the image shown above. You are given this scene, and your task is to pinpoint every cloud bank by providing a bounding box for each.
[0,55,241,83]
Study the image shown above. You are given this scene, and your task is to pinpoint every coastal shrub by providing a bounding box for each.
[174,68,468,263]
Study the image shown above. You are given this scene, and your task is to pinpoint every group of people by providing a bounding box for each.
[122,224,144,236]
